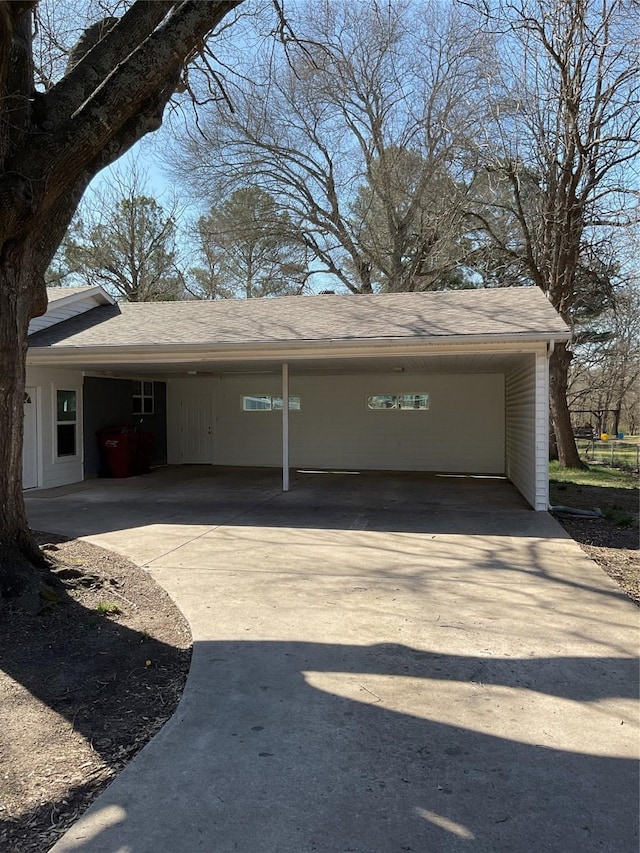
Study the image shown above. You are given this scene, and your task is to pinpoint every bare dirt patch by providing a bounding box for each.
[0,534,191,853]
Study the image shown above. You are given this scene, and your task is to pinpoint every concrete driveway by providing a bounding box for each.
[26,468,639,853]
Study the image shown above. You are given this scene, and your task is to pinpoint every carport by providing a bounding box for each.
[26,287,570,509]
[163,347,542,498]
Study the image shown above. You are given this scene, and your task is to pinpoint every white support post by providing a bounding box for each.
[282,362,290,492]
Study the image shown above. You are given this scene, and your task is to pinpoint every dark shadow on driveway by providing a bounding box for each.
[47,639,639,853]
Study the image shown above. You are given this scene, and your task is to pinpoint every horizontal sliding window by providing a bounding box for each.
[243,395,271,411]
[367,393,429,410]
[367,394,396,410]
[398,394,430,410]
[242,395,301,411]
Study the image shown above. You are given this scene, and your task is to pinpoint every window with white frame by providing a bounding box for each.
[242,395,301,411]
[56,389,77,457]
[133,380,154,415]
[367,393,430,410]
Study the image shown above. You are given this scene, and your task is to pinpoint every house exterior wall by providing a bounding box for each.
[24,360,550,507]
[504,349,549,510]
[168,373,505,474]
[143,382,168,468]
[505,357,535,507]
[24,366,85,489]
[534,351,550,511]
[83,378,168,477]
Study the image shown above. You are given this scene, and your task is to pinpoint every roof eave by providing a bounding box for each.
[27,330,571,366]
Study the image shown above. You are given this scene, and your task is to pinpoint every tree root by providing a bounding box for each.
[0,535,122,611]
[0,542,66,612]
[50,564,113,589]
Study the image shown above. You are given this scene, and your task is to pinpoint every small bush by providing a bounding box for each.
[96,601,122,616]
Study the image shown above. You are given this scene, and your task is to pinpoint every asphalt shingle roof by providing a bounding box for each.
[30,287,569,349]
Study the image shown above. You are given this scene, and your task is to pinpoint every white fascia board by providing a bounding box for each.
[27,333,562,366]
[47,286,116,310]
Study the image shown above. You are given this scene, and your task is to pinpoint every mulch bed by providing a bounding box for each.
[0,533,191,853]
[550,477,639,605]
[553,515,639,604]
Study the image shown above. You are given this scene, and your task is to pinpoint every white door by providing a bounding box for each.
[23,388,39,489]
[178,393,214,463]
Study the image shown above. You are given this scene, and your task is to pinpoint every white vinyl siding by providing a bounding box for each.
[24,367,84,488]
[505,350,548,510]
[534,351,550,510]
[23,360,548,506]
[213,373,504,473]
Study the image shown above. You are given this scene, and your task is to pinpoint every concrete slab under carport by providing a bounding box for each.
[25,468,639,853]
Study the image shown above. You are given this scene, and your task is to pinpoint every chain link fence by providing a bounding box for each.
[576,437,640,473]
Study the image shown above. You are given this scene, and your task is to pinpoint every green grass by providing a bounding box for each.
[549,461,638,528]
[96,601,122,616]
[576,437,640,470]
[549,461,638,490]
[603,510,635,527]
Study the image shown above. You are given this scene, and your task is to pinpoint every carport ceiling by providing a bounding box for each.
[84,351,532,378]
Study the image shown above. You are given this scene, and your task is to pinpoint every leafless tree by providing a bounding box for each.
[179,0,488,293]
[464,0,640,467]
[0,0,243,598]
[569,282,640,436]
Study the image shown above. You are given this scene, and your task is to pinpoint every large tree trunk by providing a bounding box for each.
[548,419,558,461]
[549,341,586,469]
[0,247,50,600]
[0,1,242,601]
[612,404,622,438]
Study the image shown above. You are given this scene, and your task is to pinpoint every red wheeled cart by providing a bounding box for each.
[97,428,139,478]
